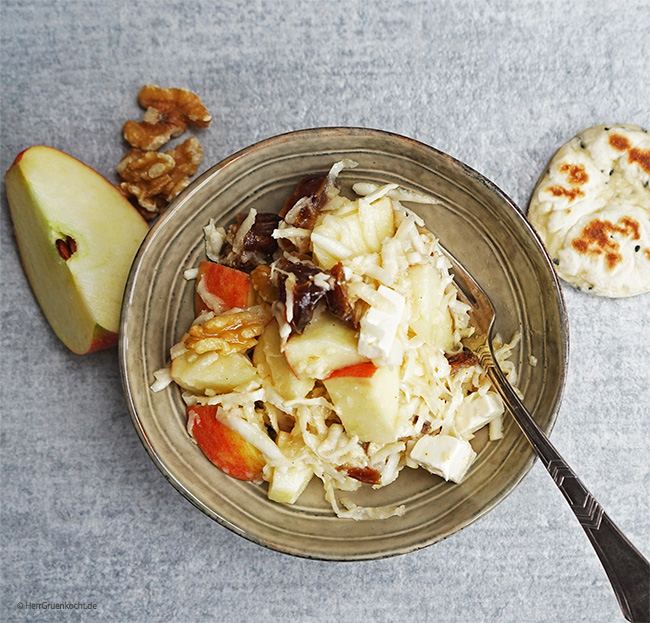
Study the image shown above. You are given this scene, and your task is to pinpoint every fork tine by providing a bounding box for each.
[442,251,478,306]
[439,245,496,337]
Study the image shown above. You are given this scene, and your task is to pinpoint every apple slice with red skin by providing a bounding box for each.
[187,404,265,482]
[195,260,255,314]
[325,361,377,379]
[283,307,367,380]
[5,145,149,354]
[323,363,402,443]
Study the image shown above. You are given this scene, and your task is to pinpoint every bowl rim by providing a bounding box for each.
[119,126,569,560]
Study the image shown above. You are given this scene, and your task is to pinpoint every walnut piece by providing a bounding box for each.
[116,149,175,181]
[163,136,204,200]
[250,265,277,304]
[123,84,212,150]
[185,307,269,355]
[117,137,204,218]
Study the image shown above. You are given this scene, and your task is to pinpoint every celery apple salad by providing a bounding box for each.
[151,161,519,520]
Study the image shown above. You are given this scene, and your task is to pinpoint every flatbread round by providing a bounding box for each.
[528,124,650,297]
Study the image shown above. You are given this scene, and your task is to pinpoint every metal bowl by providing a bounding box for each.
[120,127,568,560]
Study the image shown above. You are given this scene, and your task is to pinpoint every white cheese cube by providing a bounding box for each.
[410,434,477,483]
[455,391,504,438]
[358,285,405,366]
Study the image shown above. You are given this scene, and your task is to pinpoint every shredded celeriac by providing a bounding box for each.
[152,162,520,520]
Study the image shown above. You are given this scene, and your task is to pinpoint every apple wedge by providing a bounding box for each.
[267,430,314,504]
[406,262,455,352]
[187,405,265,482]
[358,195,396,252]
[323,363,401,444]
[311,195,395,269]
[195,260,255,314]
[283,307,367,380]
[325,361,378,379]
[5,145,149,354]
[252,319,315,401]
[171,349,258,394]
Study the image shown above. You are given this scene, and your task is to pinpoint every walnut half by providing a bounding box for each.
[185,307,270,355]
[123,84,212,151]
[117,137,204,218]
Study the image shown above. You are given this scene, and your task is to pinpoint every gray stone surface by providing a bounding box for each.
[1,1,648,621]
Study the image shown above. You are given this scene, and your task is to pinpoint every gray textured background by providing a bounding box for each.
[1,1,648,622]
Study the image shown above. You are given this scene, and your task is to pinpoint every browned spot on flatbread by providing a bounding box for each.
[559,163,589,185]
[547,185,584,201]
[628,148,650,174]
[609,133,631,151]
[571,217,641,270]
[645,249,650,261]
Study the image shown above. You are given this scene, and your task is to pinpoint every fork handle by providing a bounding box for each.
[487,366,650,623]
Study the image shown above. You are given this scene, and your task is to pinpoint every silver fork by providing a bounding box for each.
[444,249,650,623]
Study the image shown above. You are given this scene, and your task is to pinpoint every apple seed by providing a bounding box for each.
[55,235,77,260]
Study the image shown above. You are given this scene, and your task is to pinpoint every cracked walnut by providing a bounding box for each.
[117,136,204,218]
[123,84,212,151]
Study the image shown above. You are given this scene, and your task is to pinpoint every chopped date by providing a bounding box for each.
[277,174,332,253]
[242,212,281,257]
[273,258,358,335]
[326,262,357,328]
[274,257,329,334]
[419,419,433,435]
[220,211,281,269]
[279,174,330,228]
[340,465,381,485]
[446,350,479,372]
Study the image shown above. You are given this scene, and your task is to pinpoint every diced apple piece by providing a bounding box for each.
[187,405,265,482]
[358,195,395,251]
[253,319,314,400]
[4,145,149,354]
[311,195,396,270]
[325,361,377,379]
[409,434,476,483]
[323,364,401,444]
[311,208,365,270]
[171,349,258,394]
[283,307,366,380]
[406,262,455,352]
[195,260,255,314]
[267,431,314,504]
